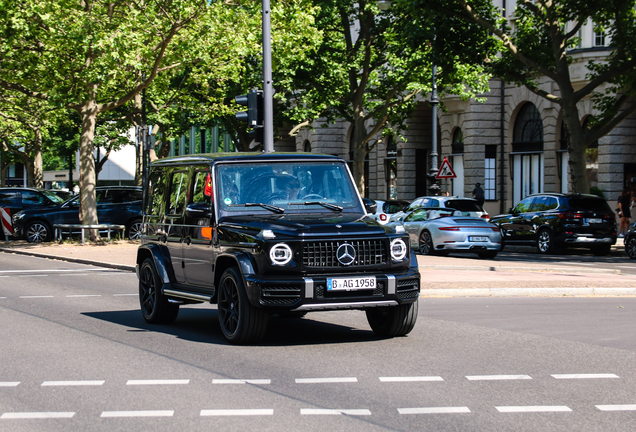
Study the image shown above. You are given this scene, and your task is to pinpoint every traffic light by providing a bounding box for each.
[235,90,264,144]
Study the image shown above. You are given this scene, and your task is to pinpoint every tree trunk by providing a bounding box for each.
[351,118,368,196]
[78,100,99,240]
[562,104,590,194]
[32,128,43,188]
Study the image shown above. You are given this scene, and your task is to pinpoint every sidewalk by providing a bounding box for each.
[1,239,635,297]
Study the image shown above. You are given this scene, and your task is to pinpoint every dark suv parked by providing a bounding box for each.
[12,186,143,242]
[490,193,616,255]
[137,153,420,344]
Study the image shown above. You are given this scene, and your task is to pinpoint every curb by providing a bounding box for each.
[420,287,636,297]
[418,265,620,275]
[0,247,136,272]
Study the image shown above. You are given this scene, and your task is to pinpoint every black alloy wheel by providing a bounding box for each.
[127,219,143,240]
[366,301,418,337]
[25,221,51,243]
[217,267,268,344]
[419,230,434,255]
[626,235,636,259]
[536,228,557,254]
[139,258,179,324]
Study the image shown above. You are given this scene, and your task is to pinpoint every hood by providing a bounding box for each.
[219,213,395,237]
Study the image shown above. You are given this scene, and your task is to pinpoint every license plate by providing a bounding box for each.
[327,276,376,291]
[587,218,602,224]
[468,236,488,242]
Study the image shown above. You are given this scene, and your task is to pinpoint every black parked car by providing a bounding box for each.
[0,187,66,215]
[12,186,143,242]
[624,223,636,259]
[137,152,420,344]
[490,193,616,255]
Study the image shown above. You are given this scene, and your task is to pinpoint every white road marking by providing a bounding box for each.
[19,296,54,299]
[126,379,189,385]
[596,405,636,411]
[380,376,443,382]
[300,409,371,416]
[1,412,75,419]
[212,379,271,385]
[0,269,104,274]
[551,374,619,379]
[58,274,89,277]
[66,295,102,298]
[0,382,19,387]
[113,293,137,296]
[466,375,532,381]
[100,410,174,418]
[42,380,105,386]
[398,407,471,414]
[200,409,274,416]
[616,266,636,269]
[295,377,357,384]
[18,275,48,277]
[496,406,572,413]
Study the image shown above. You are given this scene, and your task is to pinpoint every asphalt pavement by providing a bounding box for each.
[1,238,636,297]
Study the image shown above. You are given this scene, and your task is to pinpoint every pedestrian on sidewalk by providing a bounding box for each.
[472,182,485,207]
[618,187,633,237]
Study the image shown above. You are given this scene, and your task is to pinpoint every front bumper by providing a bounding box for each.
[244,268,420,312]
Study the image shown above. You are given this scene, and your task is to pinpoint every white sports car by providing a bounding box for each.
[389,207,502,259]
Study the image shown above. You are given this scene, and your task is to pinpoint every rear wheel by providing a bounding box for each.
[217,267,268,344]
[366,301,418,337]
[419,230,435,255]
[25,221,51,243]
[139,258,179,324]
[536,228,557,254]
[127,218,143,240]
[626,235,636,259]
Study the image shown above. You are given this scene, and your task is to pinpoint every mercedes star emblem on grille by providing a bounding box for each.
[336,243,356,266]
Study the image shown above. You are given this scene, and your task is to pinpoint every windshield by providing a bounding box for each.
[216,161,360,213]
[568,197,613,213]
[41,190,65,204]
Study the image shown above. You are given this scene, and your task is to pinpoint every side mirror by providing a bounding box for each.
[362,198,377,215]
[185,202,213,219]
[508,207,514,214]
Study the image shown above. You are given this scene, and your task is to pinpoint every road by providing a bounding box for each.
[1,253,636,431]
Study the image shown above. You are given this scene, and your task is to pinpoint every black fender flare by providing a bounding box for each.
[214,250,258,304]
[137,243,173,285]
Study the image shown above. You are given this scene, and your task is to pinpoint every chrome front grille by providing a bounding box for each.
[303,240,387,268]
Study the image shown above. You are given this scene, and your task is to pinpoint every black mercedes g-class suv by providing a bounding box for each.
[136,152,420,344]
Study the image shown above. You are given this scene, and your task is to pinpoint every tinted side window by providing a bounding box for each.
[168,172,187,215]
[146,170,166,215]
[530,196,549,211]
[0,191,19,205]
[514,197,534,213]
[191,171,212,205]
[21,191,47,205]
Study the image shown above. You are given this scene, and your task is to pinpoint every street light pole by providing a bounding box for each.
[428,64,440,195]
[262,0,274,153]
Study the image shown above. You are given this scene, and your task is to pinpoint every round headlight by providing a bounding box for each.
[390,238,408,261]
[270,243,293,266]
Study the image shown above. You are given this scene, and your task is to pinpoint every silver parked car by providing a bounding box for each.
[368,199,410,225]
[389,207,502,259]
[390,196,489,223]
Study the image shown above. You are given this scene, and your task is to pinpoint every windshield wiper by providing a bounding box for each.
[230,202,285,214]
[289,201,343,212]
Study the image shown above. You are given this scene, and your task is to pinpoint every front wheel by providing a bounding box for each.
[366,301,418,337]
[25,221,51,243]
[139,258,179,324]
[419,230,435,255]
[626,235,636,259]
[127,219,143,240]
[217,267,268,344]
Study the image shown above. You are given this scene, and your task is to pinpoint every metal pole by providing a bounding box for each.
[429,64,440,195]
[142,85,148,196]
[262,0,274,153]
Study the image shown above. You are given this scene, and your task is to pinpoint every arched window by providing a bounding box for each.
[513,103,543,152]
[303,140,311,153]
[512,102,544,203]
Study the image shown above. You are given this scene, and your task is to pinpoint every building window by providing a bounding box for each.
[485,145,497,200]
[594,31,605,47]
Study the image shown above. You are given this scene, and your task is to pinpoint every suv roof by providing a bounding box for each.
[150,152,340,167]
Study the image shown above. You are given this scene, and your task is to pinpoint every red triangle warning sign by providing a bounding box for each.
[436,158,457,179]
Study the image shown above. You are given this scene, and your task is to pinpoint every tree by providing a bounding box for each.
[400,0,636,193]
[0,0,207,237]
[271,0,491,195]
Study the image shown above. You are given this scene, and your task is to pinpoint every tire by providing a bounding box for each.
[477,251,498,259]
[536,228,557,254]
[217,267,269,344]
[366,300,418,338]
[626,236,636,259]
[25,221,52,243]
[127,218,143,240]
[592,244,611,256]
[139,258,179,324]
[419,230,435,255]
